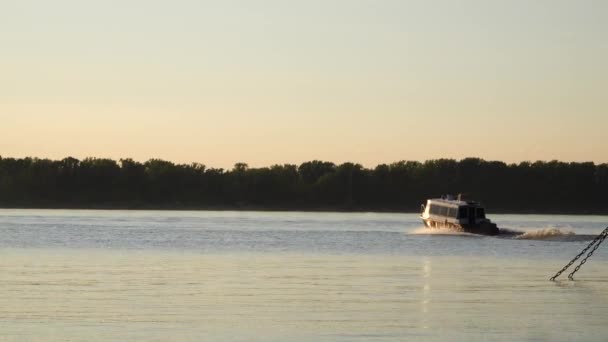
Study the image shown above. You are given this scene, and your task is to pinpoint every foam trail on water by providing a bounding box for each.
[515,228,575,240]
[499,227,595,241]
[413,226,595,241]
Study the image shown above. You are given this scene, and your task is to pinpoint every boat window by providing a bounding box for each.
[429,204,452,216]
[468,207,476,220]
[476,208,486,219]
[458,207,467,218]
[447,207,458,218]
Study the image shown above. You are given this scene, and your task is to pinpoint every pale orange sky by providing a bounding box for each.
[1,0,607,168]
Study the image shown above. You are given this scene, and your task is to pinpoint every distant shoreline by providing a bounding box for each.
[1,156,607,216]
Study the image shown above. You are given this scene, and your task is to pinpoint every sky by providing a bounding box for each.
[1,0,607,168]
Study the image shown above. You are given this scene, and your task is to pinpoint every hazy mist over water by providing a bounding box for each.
[1,210,608,341]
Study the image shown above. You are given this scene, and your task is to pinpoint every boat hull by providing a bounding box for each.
[422,218,499,236]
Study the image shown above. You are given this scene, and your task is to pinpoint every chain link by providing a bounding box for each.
[550,226,608,281]
[568,232,608,280]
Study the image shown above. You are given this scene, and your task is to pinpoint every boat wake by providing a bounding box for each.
[412,226,596,241]
[498,227,595,241]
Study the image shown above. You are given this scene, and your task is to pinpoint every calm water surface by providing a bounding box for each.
[1,210,607,341]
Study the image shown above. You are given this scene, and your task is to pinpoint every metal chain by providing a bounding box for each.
[550,226,608,281]
[568,231,608,280]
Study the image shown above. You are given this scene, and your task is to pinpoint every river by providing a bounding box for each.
[1,209,607,341]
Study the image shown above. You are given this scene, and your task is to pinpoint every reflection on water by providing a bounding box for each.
[2,251,608,341]
[421,258,431,330]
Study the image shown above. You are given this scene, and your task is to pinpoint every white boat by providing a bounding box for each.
[420,195,499,235]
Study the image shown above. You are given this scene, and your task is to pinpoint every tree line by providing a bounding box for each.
[0,156,607,213]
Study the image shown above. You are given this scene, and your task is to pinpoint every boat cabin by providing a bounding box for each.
[420,195,499,235]
[426,200,486,223]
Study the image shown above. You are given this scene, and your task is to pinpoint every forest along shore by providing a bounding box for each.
[0,156,607,215]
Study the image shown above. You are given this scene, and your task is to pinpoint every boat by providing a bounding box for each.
[420,195,499,235]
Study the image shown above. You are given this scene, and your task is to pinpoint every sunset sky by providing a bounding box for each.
[1,0,607,168]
